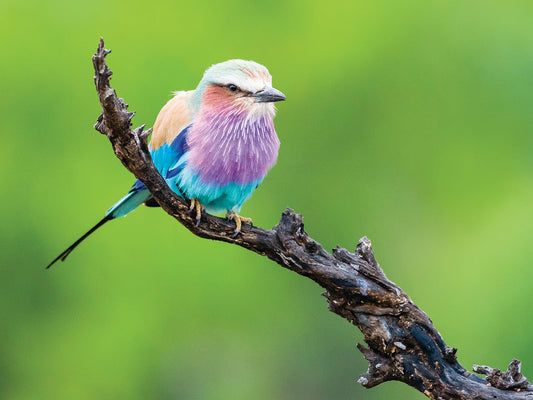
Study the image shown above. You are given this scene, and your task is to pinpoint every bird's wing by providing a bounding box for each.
[129,91,195,192]
[149,90,195,177]
[150,90,194,151]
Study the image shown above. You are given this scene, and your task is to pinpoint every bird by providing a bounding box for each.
[46,59,285,269]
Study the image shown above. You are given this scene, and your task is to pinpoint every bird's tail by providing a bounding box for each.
[45,188,151,269]
[105,188,152,219]
[45,216,112,269]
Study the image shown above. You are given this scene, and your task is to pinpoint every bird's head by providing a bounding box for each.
[190,59,286,118]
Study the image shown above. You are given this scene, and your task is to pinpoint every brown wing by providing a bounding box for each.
[149,90,194,151]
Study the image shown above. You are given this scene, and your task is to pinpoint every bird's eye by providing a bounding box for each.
[229,84,238,91]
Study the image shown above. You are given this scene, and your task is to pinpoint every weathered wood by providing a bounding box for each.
[92,38,532,399]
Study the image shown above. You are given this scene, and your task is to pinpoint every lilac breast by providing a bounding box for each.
[186,106,280,186]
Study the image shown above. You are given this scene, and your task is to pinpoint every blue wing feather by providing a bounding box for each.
[165,125,190,179]
[129,125,191,192]
[130,179,147,192]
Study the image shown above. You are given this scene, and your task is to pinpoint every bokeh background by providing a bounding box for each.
[2,1,533,399]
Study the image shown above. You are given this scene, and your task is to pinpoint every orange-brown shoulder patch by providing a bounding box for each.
[149,91,194,150]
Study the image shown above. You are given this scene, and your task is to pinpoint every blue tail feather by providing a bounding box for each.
[46,186,151,269]
[105,188,152,219]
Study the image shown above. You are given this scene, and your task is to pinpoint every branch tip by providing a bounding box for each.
[356,236,379,270]
[473,359,531,391]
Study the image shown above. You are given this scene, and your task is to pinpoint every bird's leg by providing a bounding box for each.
[226,212,253,237]
[189,198,205,226]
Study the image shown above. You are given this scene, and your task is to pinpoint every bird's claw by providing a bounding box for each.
[226,212,253,237]
[189,198,204,226]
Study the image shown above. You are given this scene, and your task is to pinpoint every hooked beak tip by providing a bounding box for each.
[253,87,286,103]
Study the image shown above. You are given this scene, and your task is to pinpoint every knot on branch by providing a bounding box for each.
[274,208,322,254]
[356,236,379,271]
[356,344,397,388]
[133,124,153,143]
[275,208,304,236]
[444,345,458,364]
[473,359,532,391]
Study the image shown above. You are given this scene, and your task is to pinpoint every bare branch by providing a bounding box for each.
[91,38,533,400]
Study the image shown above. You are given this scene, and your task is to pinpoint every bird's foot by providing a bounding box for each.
[189,198,205,226]
[226,212,253,237]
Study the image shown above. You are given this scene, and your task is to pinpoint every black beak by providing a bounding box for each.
[253,87,286,103]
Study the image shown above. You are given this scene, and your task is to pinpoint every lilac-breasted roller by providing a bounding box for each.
[46,59,285,268]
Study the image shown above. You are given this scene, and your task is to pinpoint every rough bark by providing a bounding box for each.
[92,38,532,399]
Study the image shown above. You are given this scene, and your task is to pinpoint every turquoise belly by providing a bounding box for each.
[169,163,263,214]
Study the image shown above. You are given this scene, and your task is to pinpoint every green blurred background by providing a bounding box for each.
[2,1,533,399]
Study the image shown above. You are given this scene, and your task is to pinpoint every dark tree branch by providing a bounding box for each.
[91,38,532,400]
